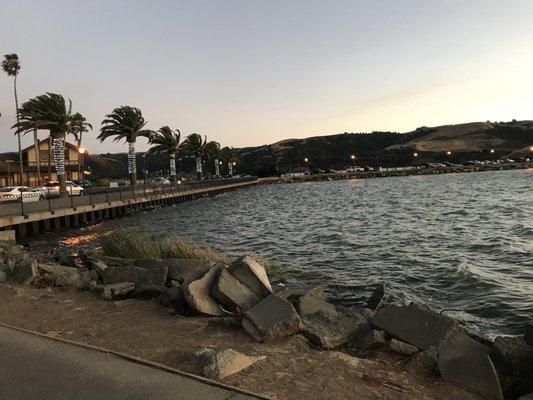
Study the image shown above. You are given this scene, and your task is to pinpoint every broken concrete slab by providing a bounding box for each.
[302,309,370,349]
[133,259,164,269]
[132,283,165,298]
[0,271,6,283]
[11,258,38,284]
[408,346,438,377]
[439,332,503,400]
[242,293,303,342]
[278,285,326,303]
[386,339,419,355]
[196,348,265,379]
[101,282,136,301]
[293,294,337,319]
[183,264,226,316]
[371,302,457,350]
[366,284,385,310]
[100,264,168,287]
[358,329,387,351]
[211,268,258,311]
[228,256,272,298]
[158,287,182,307]
[37,263,81,287]
[164,258,211,283]
[525,322,533,346]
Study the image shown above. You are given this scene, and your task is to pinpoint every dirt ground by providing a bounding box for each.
[0,283,483,400]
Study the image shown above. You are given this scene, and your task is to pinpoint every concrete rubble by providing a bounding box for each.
[195,348,265,379]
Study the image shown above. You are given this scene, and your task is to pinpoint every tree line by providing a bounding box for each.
[2,53,235,196]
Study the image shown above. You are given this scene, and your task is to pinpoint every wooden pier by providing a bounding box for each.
[0,178,258,240]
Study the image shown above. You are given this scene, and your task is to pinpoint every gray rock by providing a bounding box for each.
[302,309,370,349]
[133,283,165,298]
[0,271,6,283]
[94,256,135,268]
[439,332,503,400]
[183,264,226,316]
[164,258,210,283]
[101,282,136,301]
[134,259,164,269]
[211,268,258,311]
[0,260,12,274]
[358,329,387,351]
[11,258,38,283]
[158,286,182,307]
[56,254,77,268]
[366,284,385,310]
[100,264,168,286]
[491,335,533,398]
[195,348,265,379]
[279,285,326,303]
[37,263,81,287]
[228,256,272,298]
[525,322,533,346]
[294,295,337,319]
[408,346,438,377]
[386,339,419,355]
[242,293,303,342]
[371,302,457,350]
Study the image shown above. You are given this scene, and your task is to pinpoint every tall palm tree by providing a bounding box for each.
[98,106,152,186]
[219,146,235,177]
[13,92,80,195]
[182,133,207,180]
[205,141,221,177]
[68,112,92,179]
[147,126,181,182]
[2,54,24,185]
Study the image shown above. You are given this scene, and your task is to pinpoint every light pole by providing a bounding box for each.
[78,147,86,180]
[350,154,355,167]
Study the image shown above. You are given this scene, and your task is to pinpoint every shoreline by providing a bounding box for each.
[0,239,531,399]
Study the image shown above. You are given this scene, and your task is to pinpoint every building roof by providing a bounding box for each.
[21,139,89,155]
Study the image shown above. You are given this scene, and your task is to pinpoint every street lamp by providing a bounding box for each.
[530,146,533,152]
[446,151,452,156]
[490,149,495,154]
[413,152,418,157]
[304,157,309,163]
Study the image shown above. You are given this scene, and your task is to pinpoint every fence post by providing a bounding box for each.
[89,193,93,207]
[20,193,24,216]
[120,188,123,202]
[132,184,135,200]
[106,187,109,204]
[48,195,52,212]
[70,191,74,209]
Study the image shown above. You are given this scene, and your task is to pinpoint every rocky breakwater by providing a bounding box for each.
[1,241,532,399]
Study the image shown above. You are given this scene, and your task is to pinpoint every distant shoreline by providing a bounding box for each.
[269,162,532,184]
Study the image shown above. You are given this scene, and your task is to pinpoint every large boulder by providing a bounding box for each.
[37,263,81,287]
[163,258,211,283]
[366,284,385,310]
[101,282,136,301]
[386,339,419,355]
[11,258,38,284]
[439,332,503,400]
[228,256,272,298]
[278,285,326,303]
[183,264,226,316]
[491,336,533,398]
[100,264,167,286]
[408,346,438,377]
[211,268,258,312]
[241,294,303,342]
[358,329,387,351]
[158,286,182,307]
[371,303,457,350]
[293,291,337,319]
[195,348,265,379]
[302,309,370,349]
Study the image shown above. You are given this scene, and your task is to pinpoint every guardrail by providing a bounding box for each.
[0,177,257,217]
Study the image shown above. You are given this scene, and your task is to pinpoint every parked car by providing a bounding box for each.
[0,186,44,203]
[40,181,84,197]
[73,179,92,189]
[151,177,171,185]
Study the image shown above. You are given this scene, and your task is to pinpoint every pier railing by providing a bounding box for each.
[0,177,257,217]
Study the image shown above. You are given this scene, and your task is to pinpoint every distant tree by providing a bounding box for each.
[219,146,235,176]
[98,106,153,185]
[182,133,207,180]
[147,126,182,182]
[2,53,24,184]
[13,93,81,195]
[204,140,221,177]
[68,112,92,178]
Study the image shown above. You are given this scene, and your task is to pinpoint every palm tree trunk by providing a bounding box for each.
[77,132,83,179]
[169,152,176,183]
[33,129,41,186]
[48,137,52,179]
[127,141,137,186]
[195,156,202,180]
[51,136,67,196]
[14,74,24,185]
[214,159,220,176]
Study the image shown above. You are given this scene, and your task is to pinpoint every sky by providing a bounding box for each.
[1,0,533,154]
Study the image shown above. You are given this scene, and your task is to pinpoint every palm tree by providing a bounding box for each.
[219,146,235,177]
[147,126,182,182]
[98,106,152,186]
[68,112,92,179]
[204,141,221,177]
[2,54,24,185]
[182,133,207,180]
[13,93,80,195]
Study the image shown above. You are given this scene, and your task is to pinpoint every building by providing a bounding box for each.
[0,139,87,187]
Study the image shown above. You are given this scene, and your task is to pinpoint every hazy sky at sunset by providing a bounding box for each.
[2,0,533,153]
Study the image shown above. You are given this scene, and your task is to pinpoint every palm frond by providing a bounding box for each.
[98,106,148,144]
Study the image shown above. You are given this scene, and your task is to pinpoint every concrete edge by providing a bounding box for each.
[0,322,271,400]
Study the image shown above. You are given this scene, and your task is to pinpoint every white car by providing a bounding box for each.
[151,177,171,185]
[41,181,84,197]
[0,186,44,203]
